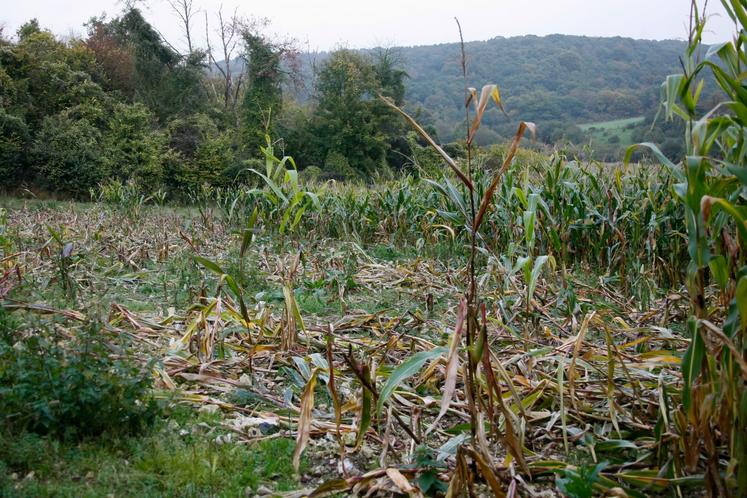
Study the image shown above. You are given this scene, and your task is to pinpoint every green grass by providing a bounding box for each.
[578,116,644,131]
[370,243,408,262]
[578,116,645,149]
[0,408,303,498]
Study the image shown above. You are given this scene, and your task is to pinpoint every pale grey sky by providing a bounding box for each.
[0,0,736,52]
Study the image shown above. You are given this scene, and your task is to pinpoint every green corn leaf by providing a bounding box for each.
[240,206,259,259]
[512,187,528,209]
[283,285,306,332]
[290,201,309,232]
[194,256,226,276]
[306,191,321,210]
[293,356,312,380]
[701,195,747,245]
[624,143,681,178]
[708,255,729,291]
[523,209,536,250]
[248,168,288,204]
[355,379,372,449]
[470,320,486,366]
[284,168,299,190]
[528,255,554,303]
[663,74,684,119]
[223,274,241,300]
[376,347,447,416]
[737,275,747,330]
[704,62,747,103]
[280,191,307,234]
[681,317,705,412]
[725,163,747,187]
[516,255,531,281]
[596,439,639,453]
[443,178,469,219]
[437,433,469,462]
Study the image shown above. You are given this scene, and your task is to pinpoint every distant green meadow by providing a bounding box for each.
[579,116,645,149]
[578,116,645,131]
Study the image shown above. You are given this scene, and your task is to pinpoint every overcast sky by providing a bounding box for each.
[1,0,736,52]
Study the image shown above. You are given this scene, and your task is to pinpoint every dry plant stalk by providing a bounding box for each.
[379,17,536,491]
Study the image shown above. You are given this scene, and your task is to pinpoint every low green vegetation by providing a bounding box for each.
[0,318,159,439]
[0,1,745,497]
[0,411,301,497]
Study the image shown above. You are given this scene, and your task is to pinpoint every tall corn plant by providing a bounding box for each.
[248,138,316,350]
[248,135,320,238]
[380,20,536,488]
[627,2,747,494]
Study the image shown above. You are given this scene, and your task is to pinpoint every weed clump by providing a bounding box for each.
[0,319,159,439]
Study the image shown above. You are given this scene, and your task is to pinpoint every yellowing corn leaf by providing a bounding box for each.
[293,368,319,473]
[385,468,422,497]
[379,94,473,190]
[467,84,506,144]
[465,87,478,108]
[473,121,536,232]
[426,298,467,434]
[568,311,595,409]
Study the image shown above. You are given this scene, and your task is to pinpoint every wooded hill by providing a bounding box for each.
[397,35,686,143]
[242,34,693,157]
[251,35,689,142]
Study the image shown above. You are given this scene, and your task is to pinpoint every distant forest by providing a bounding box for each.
[1,6,699,198]
[272,35,693,149]
[400,36,688,141]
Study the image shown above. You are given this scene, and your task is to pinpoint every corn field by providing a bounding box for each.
[1,2,746,497]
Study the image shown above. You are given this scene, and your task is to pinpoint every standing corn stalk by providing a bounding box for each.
[380,18,536,492]
[627,1,747,495]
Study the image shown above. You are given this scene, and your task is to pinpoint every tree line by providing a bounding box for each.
[1,6,696,198]
[0,6,412,198]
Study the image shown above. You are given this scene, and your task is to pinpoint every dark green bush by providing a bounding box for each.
[102,102,168,187]
[0,319,159,439]
[32,110,105,197]
[0,307,15,341]
[0,109,30,188]
[164,114,241,191]
[323,151,359,181]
